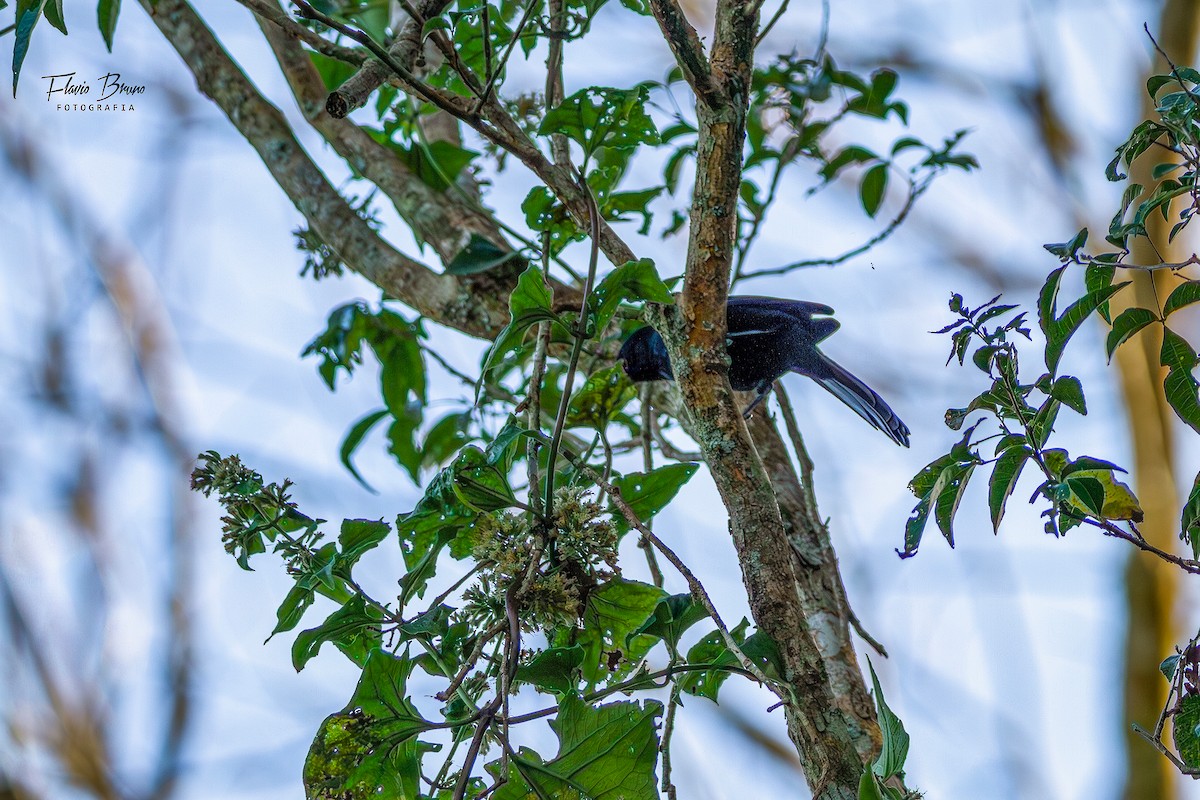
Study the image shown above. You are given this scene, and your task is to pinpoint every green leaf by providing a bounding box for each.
[97,0,120,51]
[1164,280,1200,317]
[338,409,389,492]
[588,258,674,334]
[271,584,316,638]
[578,579,666,683]
[304,651,435,799]
[610,463,699,530]
[1161,326,1199,370]
[859,163,888,217]
[308,50,358,92]
[1043,228,1088,261]
[867,658,909,781]
[1049,376,1087,415]
[337,518,391,576]
[1162,328,1200,434]
[396,603,452,640]
[1106,307,1157,361]
[387,405,423,484]
[517,645,585,694]
[479,263,563,387]
[678,619,781,701]
[420,411,472,469]
[450,445,517,511]
[1038,265,1131,374]
[1174,694,1200,769]
[42,0,65,33]
[633,593,710,657]
[819,145,877,181]
[420,16,449,37]
[567,365,636,429]
[445,232,522,275]
[933,462,974,547]
[538,85,660,159]
[1181,472,1200,560]
[1061,456,1127,476]
[490,695,662,800]
[522,186,584,255]
[1049,459,1142,522]
[291,595,383,671]
[485,415,533,467]
[1065,476,1106,517]
[12,0,44,97]
[859,771,886,800]
[988,443,1031,532]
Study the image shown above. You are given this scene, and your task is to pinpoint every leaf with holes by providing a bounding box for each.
[538,85,660,159]
[489,695,662,800]
[610,463,698,531]
[304,651,436,799]
[588,258,674,334]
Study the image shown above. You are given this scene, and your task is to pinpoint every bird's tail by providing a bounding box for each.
[806,354,911,447]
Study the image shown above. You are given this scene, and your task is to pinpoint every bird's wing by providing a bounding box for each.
[728,296,839,342]
[727,296,839,343]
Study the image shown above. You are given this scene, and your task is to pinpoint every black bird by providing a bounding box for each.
[618,296,910,447]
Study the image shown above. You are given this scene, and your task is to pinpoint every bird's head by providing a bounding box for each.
[618,326,674,383]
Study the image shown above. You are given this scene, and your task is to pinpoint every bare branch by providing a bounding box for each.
[647,0,724,108]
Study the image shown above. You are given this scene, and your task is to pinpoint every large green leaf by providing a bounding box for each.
[577,578,666,683]
[304,651,436,799]
[490,695,662,800]
[291,595,383,671]
[587,258,674,334]
[538,85,660,159]
[566,365,636,429]
[610,463,699,530]
[480,263,563,386]
[1174,694,1200,769]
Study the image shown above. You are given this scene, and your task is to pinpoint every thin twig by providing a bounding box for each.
[474,0,541,113]
[740,175,928,279]
[544,169,602,516]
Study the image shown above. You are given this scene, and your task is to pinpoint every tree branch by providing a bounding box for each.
[647,0,724,108]
[142,0,510,338]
